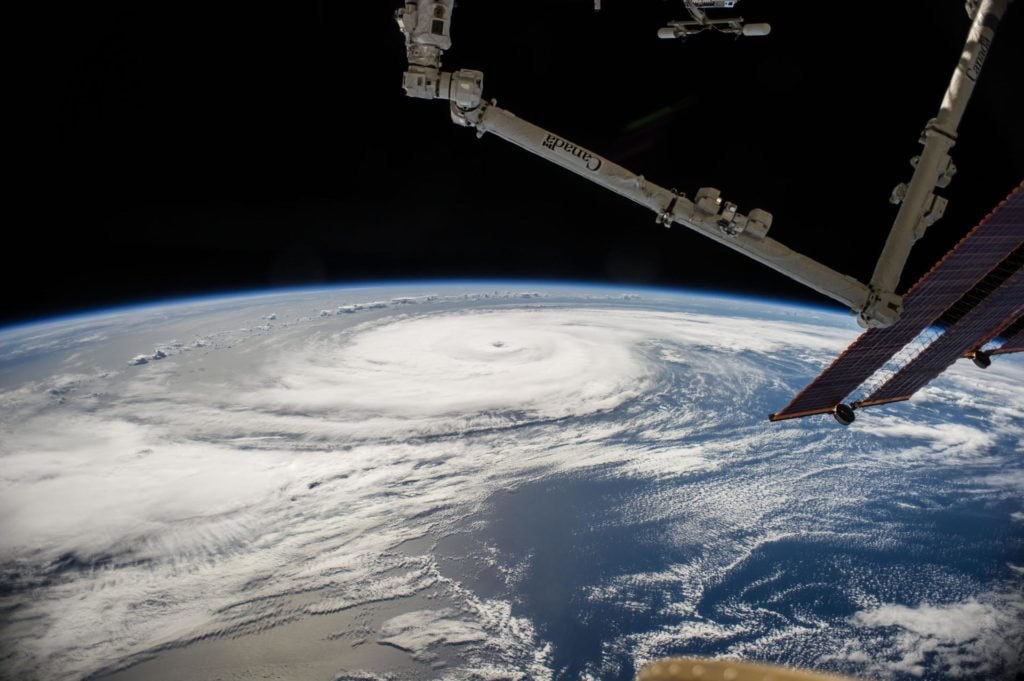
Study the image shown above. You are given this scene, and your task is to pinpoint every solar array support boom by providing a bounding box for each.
[864,0,1011,326]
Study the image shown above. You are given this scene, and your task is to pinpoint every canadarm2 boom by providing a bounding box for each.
[395,1,880,321]
[863,0,1010,326]
[467,101,871,313]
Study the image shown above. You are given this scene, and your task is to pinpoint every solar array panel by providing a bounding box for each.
[990,313,1024,355]
[768,327,918,420]
[770,182,1024,422]
[860,265,1024,405]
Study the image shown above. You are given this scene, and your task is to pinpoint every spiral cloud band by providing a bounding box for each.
[0,287,1021,680]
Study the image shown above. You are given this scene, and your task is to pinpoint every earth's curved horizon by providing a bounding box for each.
[0,282,1021,681]
[0,280,845,336]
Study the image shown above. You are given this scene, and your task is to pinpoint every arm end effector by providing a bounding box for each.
[396,1,452,67]
[395,1,484,123]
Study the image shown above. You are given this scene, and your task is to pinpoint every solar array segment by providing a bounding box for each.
[989,313,1024,355]
[861,265,1024,404]
[770,182,1024,422]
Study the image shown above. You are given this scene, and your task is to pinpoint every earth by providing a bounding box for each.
[0,283,1021,681]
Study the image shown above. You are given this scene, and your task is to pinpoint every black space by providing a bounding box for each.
[14,0,1023,326]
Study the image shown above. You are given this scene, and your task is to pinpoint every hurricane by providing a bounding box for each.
[0,285,1021,681]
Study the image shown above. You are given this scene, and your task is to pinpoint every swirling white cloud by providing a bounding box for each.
[0,290,1021,680]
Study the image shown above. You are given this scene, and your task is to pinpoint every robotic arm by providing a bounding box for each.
[395,1,485,123]
[393,0,1009,328]
[393,0,873,320]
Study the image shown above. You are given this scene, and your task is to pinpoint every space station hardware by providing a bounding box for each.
[636,657,857,681]
[987,313,1024,355]
[770,183,1023,426]
[595,0,744,13]
[863,0,1011,328]
[395,0,870,316]
[658,0,771,40]
[395,0,1021,424]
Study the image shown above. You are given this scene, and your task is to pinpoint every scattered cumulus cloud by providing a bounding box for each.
[848,591,1024,678]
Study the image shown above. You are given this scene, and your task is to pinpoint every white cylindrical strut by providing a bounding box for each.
[868,0,1009,299]
[470,104,870,312]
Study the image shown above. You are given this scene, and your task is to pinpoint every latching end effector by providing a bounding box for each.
[396,1,459,100]
[396,1,453,60]
[396,1,484,124]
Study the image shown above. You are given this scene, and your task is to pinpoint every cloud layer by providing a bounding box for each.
[0,287,1021,680]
